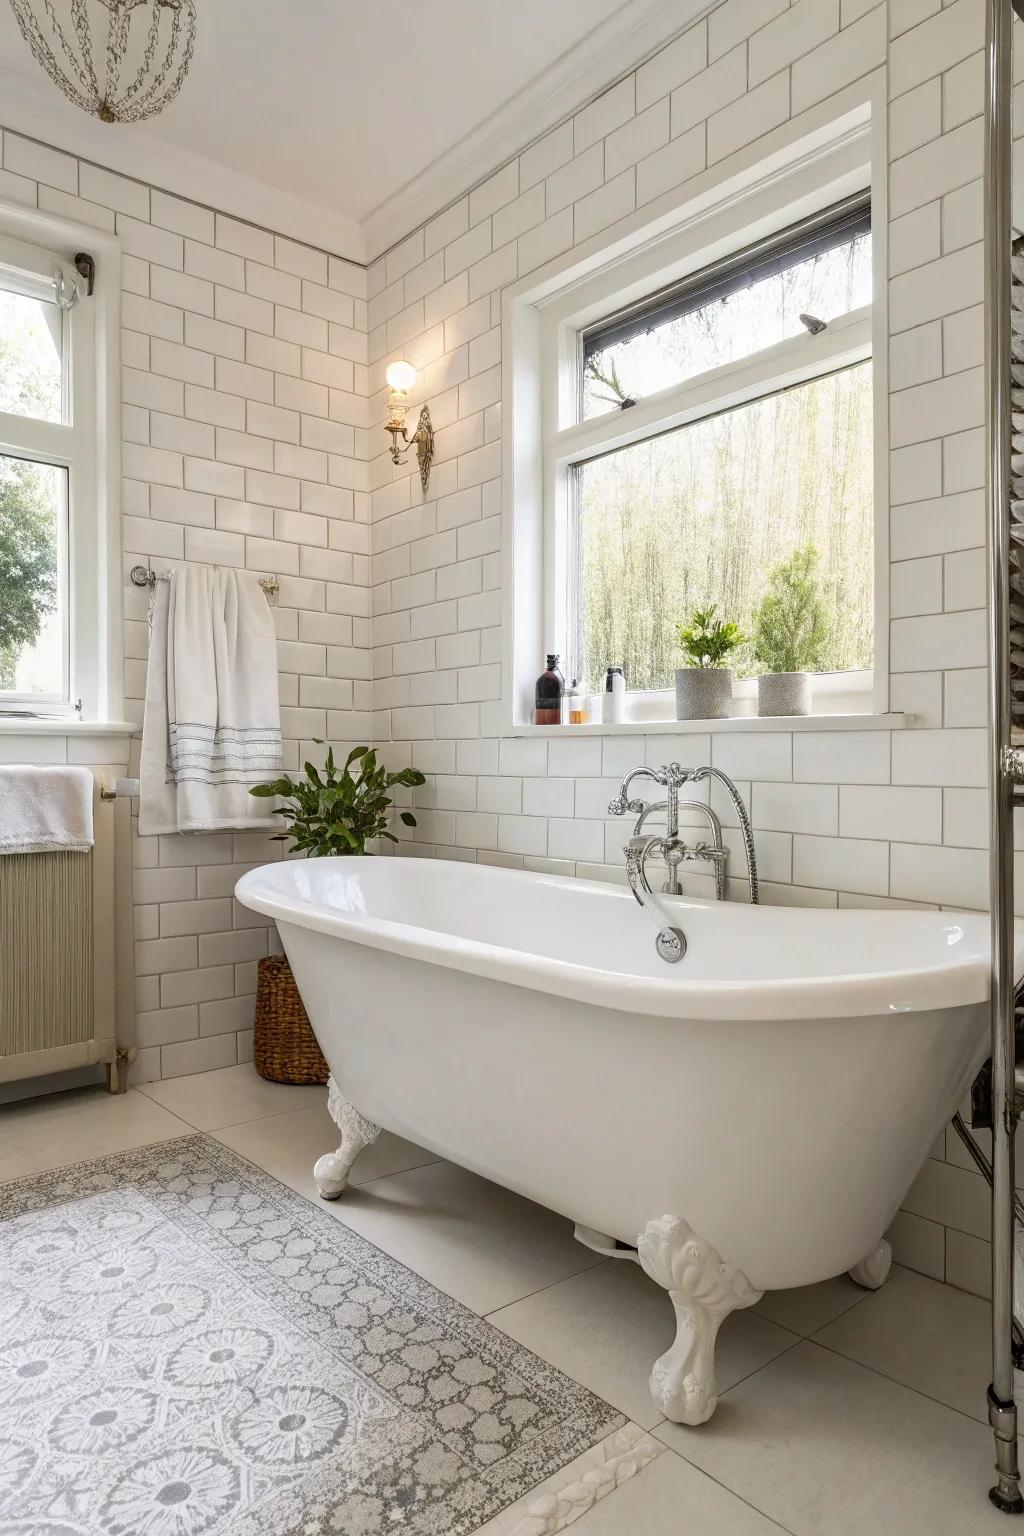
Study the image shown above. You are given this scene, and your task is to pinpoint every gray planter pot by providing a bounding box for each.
[757,671,811,717]
[675,667,734,721]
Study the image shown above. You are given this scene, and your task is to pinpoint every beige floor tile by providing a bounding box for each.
[658,1341,1011,1535]
[0,1086,193,1181]
[136,1062,325,1129]
[318,1159,603,1314]
[489,1256,798,1430]
[812,1267,991,1424]
[214,1102,438,1197]
[751,1272,867,1336]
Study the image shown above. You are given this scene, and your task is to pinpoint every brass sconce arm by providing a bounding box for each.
[386,402,434,493]
[384,362,434,493]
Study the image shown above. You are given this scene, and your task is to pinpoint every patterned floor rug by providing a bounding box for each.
[0,1135,623,1536]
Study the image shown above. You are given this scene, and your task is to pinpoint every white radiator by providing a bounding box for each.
[0,780,132,1092]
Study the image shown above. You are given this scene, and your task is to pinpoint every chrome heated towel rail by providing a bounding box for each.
[986,0,1024,1514]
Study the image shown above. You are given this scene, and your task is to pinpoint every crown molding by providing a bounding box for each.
[0,70,365,263]
[359,0,716,262]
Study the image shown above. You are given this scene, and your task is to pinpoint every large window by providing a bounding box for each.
[540,195,875,708]
[0,223,112,718]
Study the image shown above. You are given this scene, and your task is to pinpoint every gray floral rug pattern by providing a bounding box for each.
[0,1136,622,1535]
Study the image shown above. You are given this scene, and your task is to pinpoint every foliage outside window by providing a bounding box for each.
[0,225,99,712]
[0,241,76,707]
[569,204,873,695]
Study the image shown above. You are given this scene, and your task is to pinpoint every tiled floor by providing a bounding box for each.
[0,1063,1015,1535]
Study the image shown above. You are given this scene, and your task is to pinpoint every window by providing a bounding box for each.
[511,167,879,725]
[566,198,873,700]
[0,213,119,722]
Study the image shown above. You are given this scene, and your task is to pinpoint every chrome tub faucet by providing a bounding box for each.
[609,763,759,964]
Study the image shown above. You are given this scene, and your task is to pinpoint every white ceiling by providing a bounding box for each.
[0,0,706,262]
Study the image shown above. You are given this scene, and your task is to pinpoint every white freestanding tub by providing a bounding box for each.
[236,856,1010,1426]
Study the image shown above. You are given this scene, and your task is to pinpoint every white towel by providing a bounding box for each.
[0,765,94,854]
[139,566,283,835]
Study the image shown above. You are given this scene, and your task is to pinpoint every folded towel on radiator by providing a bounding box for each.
[0,765,94,854]
[139,565,283,836]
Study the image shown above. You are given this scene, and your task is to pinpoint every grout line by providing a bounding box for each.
[338,1154,444,1188]
[132,1086,327,1132]
[655,1433,800,1536]
[482,1254,613,1322]
[808,1333,998,1437]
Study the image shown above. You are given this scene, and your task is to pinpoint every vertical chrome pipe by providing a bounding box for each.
[985,0,1023,1514]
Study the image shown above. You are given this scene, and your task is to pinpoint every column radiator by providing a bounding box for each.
[0,781,129,1092]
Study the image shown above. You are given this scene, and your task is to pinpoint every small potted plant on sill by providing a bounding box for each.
[247,744,426,1085]
[675,604,746,720]
[750,544,828,717]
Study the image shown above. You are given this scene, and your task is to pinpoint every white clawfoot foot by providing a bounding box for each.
[637,1215,762,1426]
[313,1075,381,1199]
[848,1237,892,1290]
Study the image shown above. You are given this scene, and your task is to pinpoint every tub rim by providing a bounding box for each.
[235,857,1018,1022]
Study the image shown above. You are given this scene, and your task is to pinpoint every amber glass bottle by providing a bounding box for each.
[535,654,565,724]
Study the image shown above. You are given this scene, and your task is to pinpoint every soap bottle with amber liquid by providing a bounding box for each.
[535,654,565,725]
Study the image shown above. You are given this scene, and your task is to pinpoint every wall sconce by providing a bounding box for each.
[385,360,434,493]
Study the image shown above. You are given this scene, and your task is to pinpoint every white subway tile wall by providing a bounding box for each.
[361,0,998,1294]
[0,130,370,1083]
[0,0,1006,1290]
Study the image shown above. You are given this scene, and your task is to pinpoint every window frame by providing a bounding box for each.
[502,96,890,733]
[0,201,122,724]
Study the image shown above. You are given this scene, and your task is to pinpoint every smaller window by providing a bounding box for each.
[0,265,65,425]
[581,202,871,421]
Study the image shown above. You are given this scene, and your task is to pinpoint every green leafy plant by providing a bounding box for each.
[751,543,829,675]
[250,744,426,856]
[677,604,747,669]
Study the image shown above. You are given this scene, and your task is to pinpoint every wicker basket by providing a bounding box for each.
[253,954,329,1085]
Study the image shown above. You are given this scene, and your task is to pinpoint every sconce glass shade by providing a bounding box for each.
[386,360,417,392]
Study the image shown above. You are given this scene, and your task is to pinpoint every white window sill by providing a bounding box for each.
[0,718,139,737]
[510,712,910,737]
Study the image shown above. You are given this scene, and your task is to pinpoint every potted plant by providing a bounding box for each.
[250,742,425,854]
[675,604,745,720]
[750,544,828,717]
[246,745,426,1084]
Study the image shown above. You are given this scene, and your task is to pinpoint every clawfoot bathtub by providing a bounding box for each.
[236,856,1007,1426]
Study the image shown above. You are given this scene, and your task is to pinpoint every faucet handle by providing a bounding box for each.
[609,793,648,817]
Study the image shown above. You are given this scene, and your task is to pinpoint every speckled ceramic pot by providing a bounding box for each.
[757,671,811,717]
[674,668,734,721]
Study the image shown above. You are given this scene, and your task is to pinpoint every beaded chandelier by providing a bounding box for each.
[9,0,197,124]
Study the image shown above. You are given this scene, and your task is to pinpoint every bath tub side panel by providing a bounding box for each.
[278,921,988,1292]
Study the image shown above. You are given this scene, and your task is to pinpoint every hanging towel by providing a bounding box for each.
[139,566,283,835]
[0,765,94,854]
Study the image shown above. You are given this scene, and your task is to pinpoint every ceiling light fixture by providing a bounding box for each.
[385,360,434,493]
[9,0,197,124]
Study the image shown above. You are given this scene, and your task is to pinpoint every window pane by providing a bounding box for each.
[0,284,63,423]
[574,362,873,692]
[0,454,67,700]
[582,229,871,420]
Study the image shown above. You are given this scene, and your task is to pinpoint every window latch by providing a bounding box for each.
[74,252,95,296]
